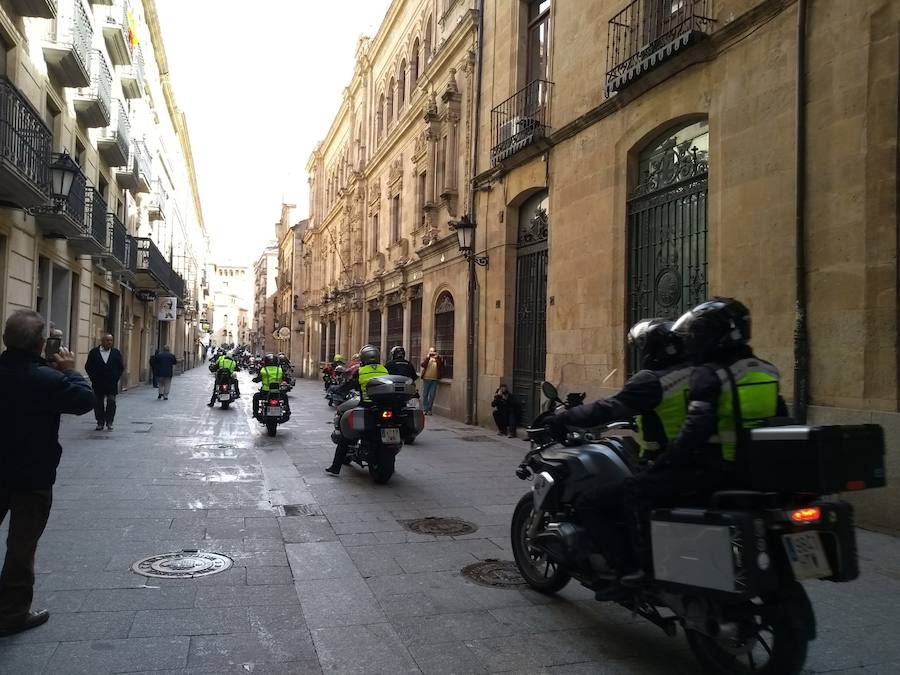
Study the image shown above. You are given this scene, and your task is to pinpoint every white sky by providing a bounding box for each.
[155,0,392,265]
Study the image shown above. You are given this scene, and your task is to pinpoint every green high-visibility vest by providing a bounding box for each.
[712,358,780,462]
[217,356,236,373]
[259,365,283,392]
[636,366,692,458]
[358,363,389,400]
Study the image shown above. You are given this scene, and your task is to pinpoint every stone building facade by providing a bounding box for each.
[272,204,306,369]
[209,263,250,347]
[300,0,477,417]
[250,243,277,354]
[0,0,209,386]
[471,0,898,528]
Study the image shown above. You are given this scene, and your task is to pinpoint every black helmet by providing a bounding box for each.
[389,346,405,361]
[627,318,682,369]
[264,353,277,366]
[359,344,380,366]
[672,297,751,362]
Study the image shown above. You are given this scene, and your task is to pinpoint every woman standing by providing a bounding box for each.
[419,347,444,415]
[153,346,178,400]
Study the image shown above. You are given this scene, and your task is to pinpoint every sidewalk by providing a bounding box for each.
[0,369,897,674]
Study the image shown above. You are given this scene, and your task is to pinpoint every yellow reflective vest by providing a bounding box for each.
[712,358,781,462]
[358,363,389,400]
[259,366,283,392]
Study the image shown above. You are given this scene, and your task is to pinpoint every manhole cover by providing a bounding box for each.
[281,504,321,517]
[132,551,233,579]
[458,435,495,442]
[402,517,478,536]
[461,559,526,588]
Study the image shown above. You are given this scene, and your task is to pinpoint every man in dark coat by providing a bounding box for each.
[0,310,94,636]
[152,346,178,400]
[84,334,124,431]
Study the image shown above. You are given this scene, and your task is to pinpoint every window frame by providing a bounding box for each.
[433,291,455,379]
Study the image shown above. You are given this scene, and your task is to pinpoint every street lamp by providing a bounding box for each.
[451,214,488,267]
[48,152,80,210]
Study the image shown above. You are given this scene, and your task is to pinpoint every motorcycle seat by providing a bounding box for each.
[337,397,360,413]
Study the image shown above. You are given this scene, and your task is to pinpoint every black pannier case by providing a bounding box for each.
[747,424,885,494]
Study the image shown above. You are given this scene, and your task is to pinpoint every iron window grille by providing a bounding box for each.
[605,0,714,96]
[433,292,454,379]
[490,80,552,166]
[0,76,52,198]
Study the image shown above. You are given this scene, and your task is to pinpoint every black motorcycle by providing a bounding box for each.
[330,375,424,483]
[253,393,288,437]
[511,381,884,675]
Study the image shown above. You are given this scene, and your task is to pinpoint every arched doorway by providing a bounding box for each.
[627,119,709,371]
[513,191,549,421]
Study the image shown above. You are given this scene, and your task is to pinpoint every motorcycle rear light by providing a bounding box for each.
[846,480,866,491]
[381,411,393,419]
[789,507,821,524]
[269,399,280,405]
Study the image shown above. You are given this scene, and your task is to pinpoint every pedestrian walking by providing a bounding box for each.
[153,346,178,400]
[0,310,94,636]
[149,349,159,388]
[491,384,523,438]
[85,334,124,431]
[420,347,444,415]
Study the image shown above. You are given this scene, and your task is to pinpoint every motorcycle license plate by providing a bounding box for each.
[218,394,230,401]
[266,406,282,416]
[782,531,832,580]
[380,428,401,444]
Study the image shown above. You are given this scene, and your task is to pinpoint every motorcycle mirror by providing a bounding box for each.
[541,381,560,402]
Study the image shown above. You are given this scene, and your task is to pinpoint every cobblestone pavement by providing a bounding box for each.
[1,367,898,674]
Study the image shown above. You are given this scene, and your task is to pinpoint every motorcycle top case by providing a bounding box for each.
[365,375,416,405]
[651,508,778,597]
[747,424,885,494]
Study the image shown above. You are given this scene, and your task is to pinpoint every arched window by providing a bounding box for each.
[411,38,420,86]
[424,19,433,63]
[398,60,407,109]
[433,291,454,379]
[377,93,385,141]
[387,78,395,123]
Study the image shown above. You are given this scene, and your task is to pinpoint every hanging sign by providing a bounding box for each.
[158,297,177,321]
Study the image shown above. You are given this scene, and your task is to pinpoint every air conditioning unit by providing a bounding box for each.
[491,115,544,165]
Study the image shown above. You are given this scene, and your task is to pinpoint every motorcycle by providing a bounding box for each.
[325,365,349,407]
[254,393,288,437]
[510,380,885,675]
[330,375,424,484]
[212,377,237,409]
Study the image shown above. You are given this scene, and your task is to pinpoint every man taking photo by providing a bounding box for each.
[0,310,94,636]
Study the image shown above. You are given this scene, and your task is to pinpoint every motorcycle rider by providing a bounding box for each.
[385,346,418,382]
[620,297,785,587]
[325,345,388,476]
[207,351,240,407]
[252,354,290,420]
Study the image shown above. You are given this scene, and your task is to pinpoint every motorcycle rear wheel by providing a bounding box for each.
[686,587,809,675]
[511,493,571,594]
[265,421,277,437]
[368,450,396,484]
[220,401,230,409]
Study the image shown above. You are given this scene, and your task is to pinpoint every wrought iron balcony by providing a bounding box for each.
[43,0,92,88]
[97,99,129,166]
[134,237,185,299]
[133,139,152,193]
[33,153,87,238]
[73,50,112,128]
[490,80,552,166]
[606,0,714,96]
[119,45,144,99]
[100,212,127,270]
[147,178,166,221]
[0,77,52,208]
[71,186,109,255]
[98,0,133,66]
[122,233,137,279]
[9,0,57,18]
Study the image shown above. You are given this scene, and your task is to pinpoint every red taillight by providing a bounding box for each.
[381,411,393,419]
[846,480,866,491]
[269,399,280,406]
[789,507,821,524]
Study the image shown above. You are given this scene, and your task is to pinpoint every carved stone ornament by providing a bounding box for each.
[413,131,428,161]
[368,178,381,207]
[388,157,403,189]
[424,89,438,120]
[441,68,459,103]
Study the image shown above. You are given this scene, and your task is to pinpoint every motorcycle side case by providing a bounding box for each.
[651,508,779,597]
[338,407,367,441]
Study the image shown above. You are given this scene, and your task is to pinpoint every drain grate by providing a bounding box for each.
[132,550,233,579]
[281,504,321,517]
[461,559,526,588]
[402,517,478,537]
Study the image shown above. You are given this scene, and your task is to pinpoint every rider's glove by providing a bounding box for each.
[545,410,570,444]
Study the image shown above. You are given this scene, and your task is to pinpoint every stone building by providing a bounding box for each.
[0,0,209,386]
[272,204,306,369]
[299,0,477,416]
[209,263,251,348]
[471,0,898,527]
[251,243,277,354]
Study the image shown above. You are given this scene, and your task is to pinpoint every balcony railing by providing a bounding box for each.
[9,0,57,19]
[98,99,129,166]
[0,77,52,208]
[99,0,133,66]
[119,45,144,99]
[101,213,127,270]
[43,0,93,88]
[134,139,152,193]
[134,237,185,299]
[148,178,166,221]
[72,187,109,255]
[490,80,552,166]
[74,50,112,128]
[606,0,714,96]
[33,153,87,238]
[123,234,137,278]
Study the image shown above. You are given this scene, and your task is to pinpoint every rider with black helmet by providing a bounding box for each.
[385,346,418,382]
[251,353,291,420]
[620,297,786,587]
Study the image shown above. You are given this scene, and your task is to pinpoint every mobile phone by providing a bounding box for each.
[45,336,62,358]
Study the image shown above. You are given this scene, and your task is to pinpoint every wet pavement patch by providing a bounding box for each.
[402,516,478,536]
[460,559,526,588]
[131,550,233,579]
[281,504,322,517]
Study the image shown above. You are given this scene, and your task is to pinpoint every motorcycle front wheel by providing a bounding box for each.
[511,493,571,594]
[686,584,810,675]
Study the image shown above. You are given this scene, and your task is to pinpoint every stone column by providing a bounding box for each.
[324,320,332,360]
[380,301,388,355]
[402,298,411,352]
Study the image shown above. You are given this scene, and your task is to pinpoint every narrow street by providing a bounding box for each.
[0,368,898,674]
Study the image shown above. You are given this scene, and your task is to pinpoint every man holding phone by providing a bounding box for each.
[85,334,125,431]
[0,310,94,636]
